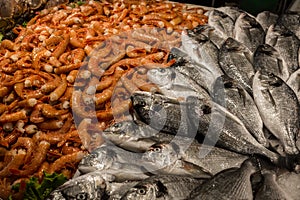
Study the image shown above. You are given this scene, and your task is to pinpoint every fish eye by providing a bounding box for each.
[158,68,166,73]
[201,105,211,114]
[137,188,147,195]
[113,123,122,128]
[76,193,87,200]
[153,147,161,152]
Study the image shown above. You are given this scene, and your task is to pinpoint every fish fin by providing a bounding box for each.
[237,87,248,107]
[155,180,168,198]
[262,89,277,110]
[180,159,213,178]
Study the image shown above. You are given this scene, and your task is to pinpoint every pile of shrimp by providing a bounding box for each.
[0,0,208,199]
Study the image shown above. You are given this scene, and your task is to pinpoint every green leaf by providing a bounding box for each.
[22,21,27,27]
[77,1,85,6]
[0,33,3,42]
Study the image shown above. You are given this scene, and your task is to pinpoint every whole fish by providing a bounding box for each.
[146,66,209,101]
[256,11,278,33]
[277,13,300,39]
[287,68,300,102]
[253,71,300,155]
[131,91,194,137]
[277,171,300,200]
[266,24,300,74]
[103,120,174,153]
[121,175,205,200]
[208,9,235,38]
[181,30,224,77]
[253,44,289,81]
[192,25,227,49]
[142,139,248,176]
[216,6,244,22]
[255,170,293,200]
[213,75,269,146]
[78,143,149,181]
[234,13,265,52]
[188,159,258,200]
[218,37,255,94]
[46,171,106,200]
[186,96,280,163]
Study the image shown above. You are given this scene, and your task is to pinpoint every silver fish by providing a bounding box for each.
[213,75,269,146]
[146,67,209,101]
[103,120,175,153]
[234,13,265,52]
[181,30,224,78]
[219,37,255,94]
[277,170,300,200]
[187,96,280,163]
[253,71,300,155]
[265,24,300,74]
[255,170,293,200]
[208,9,235,38]
[78,143,149,181]
[216,6,244,22]
[46,171,106,200]
[256,11,278,33]
[192,25,227,49]
[253,44,289,81]
[189,159,258,200]
[131,91,194,137]
[121,175,204,200]
[287,68,300,102]
[107,181,139,200]
[277,13,300,39]
[142,139,248,176]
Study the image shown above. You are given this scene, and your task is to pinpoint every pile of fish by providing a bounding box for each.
[46,6,300,200]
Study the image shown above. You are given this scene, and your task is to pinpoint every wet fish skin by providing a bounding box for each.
[216,6,244,22]
[188,159,258,200]
[234,13,265,52]
[213,75,269,147]
[218,37,255,95]
[253,44,289,81]
[46,171,106,200]
[186,96,280,163]
[287,68,300,102]
[255,170,293,200]
[131,91,193,137]
[253,71,300,155]
[256,11,278,32]
[107,181,139,200]
[277,13,300,39]
[265,24,300,74]
[121,175,204,200]
[142,139,248,176]
[208,9,235,38]
[103,120,174,153]
[78,143,149,181]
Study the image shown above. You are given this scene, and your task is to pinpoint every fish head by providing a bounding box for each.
[103,121,138,139]
[147,68,175,89]
[187,96,212,116]
[211,10,231,21]
[222,37,243,52]
[142,142,180,170]
[46,172,106,200]
[257,71,284,89]
[78,146,116,174]
[168,47,189,61]
[121,180,168,200]
[255,44,278,57]
[187,29,209,44]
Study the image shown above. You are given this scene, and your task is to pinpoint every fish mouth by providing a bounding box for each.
[78,166,98,174]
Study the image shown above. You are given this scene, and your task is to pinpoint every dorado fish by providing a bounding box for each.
[142,139,248,176]
[213,75,268,146]
[255,170,293,200]
[181,30,224,77]
[234,13,265,52]
[146,66,209,101]
[253,44,289,81]
[256,11,278,33]
[216,6,243,22]
[186,96,280,163]
[208,9,235,38]
[253,71,300,155]
[266,24,300,74]
[131,91,194,138]
[277,13,300,39]
[188,159,258,200]
[121,175,204,200]
[218,37,255,95]
[46,171,106,200]
[78,143,149,181]
[287,68,300,102]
